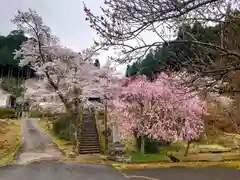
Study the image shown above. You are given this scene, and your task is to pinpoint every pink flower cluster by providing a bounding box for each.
[109,72,207,142]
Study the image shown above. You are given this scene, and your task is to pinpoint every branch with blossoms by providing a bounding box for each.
[108,72,207,154]
[83,0,240,94]
[12,9,117,150]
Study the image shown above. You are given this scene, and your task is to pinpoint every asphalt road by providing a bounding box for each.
[13,119,62,164]
[0,161,126,180]
[122,166,240,180]
[1,119,239,180]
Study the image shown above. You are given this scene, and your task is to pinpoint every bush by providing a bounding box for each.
[135,136,159,153]
[29,110,44,118]
[0,108,16,119]
[52,114,73,141]
[30,110,59,119]
[144,138,160,153]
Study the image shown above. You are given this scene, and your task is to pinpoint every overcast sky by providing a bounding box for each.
[0,0,127,74]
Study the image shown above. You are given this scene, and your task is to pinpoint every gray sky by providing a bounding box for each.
[0,0,127,74]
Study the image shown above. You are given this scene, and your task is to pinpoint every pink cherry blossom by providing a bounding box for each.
[109,73,207,142]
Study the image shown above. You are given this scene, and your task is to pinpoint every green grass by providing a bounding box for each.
[0,139,21,166]
[130,151,170,163]
[0,120,22,167]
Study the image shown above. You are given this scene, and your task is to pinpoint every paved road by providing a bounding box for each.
[1,119,239,180]
[0,161,126,180]
[0,119,126,180]
[123,166,240,180]
[13,119,62,164]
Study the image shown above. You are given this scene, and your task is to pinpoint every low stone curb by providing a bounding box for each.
[112,161,240,171]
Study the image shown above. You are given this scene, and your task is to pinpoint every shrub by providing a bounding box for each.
[52,113,72,141]
[0,108,16,119]
[135,136,159,153]
[29,110,44,118]
[144,138,160,153]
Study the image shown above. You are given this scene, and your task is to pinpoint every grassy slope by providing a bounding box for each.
[126,132,240,163]
[0,119,21,166]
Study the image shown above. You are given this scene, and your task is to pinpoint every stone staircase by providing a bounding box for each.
[79,110,100,154]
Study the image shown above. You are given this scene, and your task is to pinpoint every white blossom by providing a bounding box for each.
[13,9,117,113]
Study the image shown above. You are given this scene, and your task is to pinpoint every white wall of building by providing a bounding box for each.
[0,88,10,107]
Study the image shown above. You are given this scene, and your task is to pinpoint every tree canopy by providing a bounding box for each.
[125,14,240,86]
[0,30,35,79]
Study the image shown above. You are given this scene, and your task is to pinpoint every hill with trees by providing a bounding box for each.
[125,14,240,134]
[0,30,36,98]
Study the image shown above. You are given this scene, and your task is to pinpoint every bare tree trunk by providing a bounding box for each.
[140,136,145,154]
[10,66,13,81]
[139,104,145,154]
[184,141,191,157]
[75,105,83,153]
[104,101,108,151]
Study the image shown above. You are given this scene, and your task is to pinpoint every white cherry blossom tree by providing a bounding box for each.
[12,9,116,149]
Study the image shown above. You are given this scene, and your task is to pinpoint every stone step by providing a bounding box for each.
[82,125,96,128]
[81,127,96,129]
[81,128,97,131]
[81,129,96,131]
[79,148,100,151]
[79,146,100,150]
[79,150,101,154]
[79,147,100,150]
[80,137,99,140]
[80,135,99,138]
[80,144,100,148]
[82,121,95,123]
[80,136,98,139]
[81,133,98,136]
[80,136,99,140]
[80,131,98,134]
[80,140,99,143]
[80,142,99,145]
[80,137,98,140]
[81,132,98,136]
[82,124,95,126]
[82,121,95,124]
[82,117,93,120]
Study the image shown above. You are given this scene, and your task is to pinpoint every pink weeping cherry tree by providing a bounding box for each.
[109,73,207,154]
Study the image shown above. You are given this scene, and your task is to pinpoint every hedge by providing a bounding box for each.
[0,108,16,119]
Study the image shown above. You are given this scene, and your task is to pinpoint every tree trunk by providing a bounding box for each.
[69,117,76,149]
[184,141,191,157]
[140,136,145,154]
[76,106,83,153]
[104,102,108,151]
[73,113,79,153]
